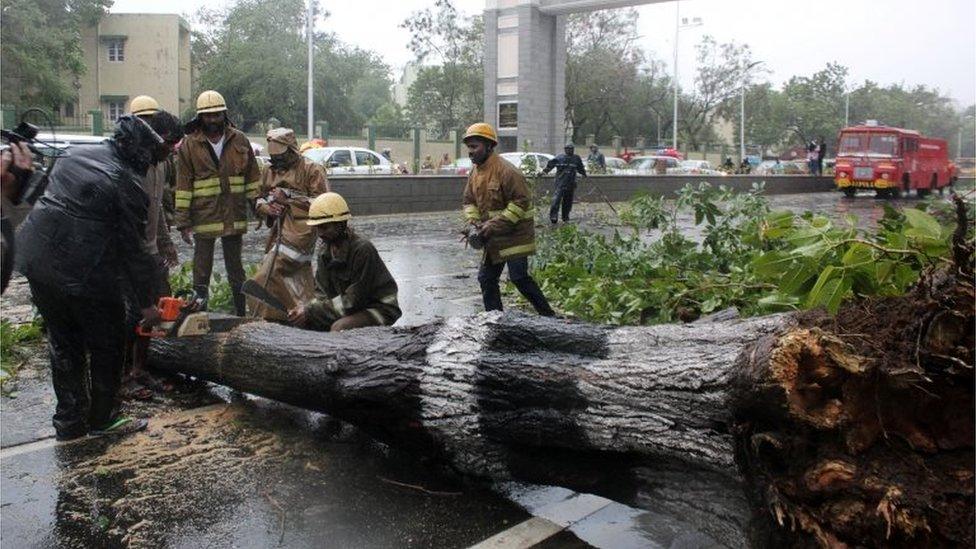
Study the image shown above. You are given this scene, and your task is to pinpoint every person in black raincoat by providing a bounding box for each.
[543,143,586,224]
[16,115,173,440]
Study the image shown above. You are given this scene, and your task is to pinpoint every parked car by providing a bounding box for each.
[500,152,555,176]
[754,160,809,175]
[437,157,473,175]
[667,159,725,176]
[604,156,628,174]
[627,155,680,174]
[303,146,396,175]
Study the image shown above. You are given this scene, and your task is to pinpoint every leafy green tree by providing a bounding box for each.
[779,62,848,148]
[191,0,393,134]
[566,8,639,143]
[679,36,757,151]
[717,82,790,155]
[401,0,483,138]
[0,0,112,112]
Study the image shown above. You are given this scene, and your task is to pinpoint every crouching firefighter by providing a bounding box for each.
[461,122,555,316]
[287,192,401,331]
[247,128,329,321]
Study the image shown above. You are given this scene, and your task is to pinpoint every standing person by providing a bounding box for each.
[174,90,261,315]
[542,143,586,224]
[806,141,819,175]
[816,136,827,176]
[123,97,183,397]
[587,144,606,173]
[249,128,330,321]
[15,116,172,440]
[461,122,555,317]
[287,192,401,331]
[438,152,452,171]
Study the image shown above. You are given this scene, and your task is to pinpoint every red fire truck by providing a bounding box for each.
[834,122,956,198]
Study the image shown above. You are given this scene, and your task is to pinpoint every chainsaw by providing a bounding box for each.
[135,293,210,338]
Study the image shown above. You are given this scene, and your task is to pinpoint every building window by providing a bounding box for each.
[107,39,125,62]
[63,102,75,119]
[107,101,124,121]
[498,102,518,129]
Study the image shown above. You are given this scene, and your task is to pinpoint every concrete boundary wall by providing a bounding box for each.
[329,175,841,217]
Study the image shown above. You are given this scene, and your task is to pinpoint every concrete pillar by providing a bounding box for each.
[1,105,15,129]
[516,5,565,154]
[451,129,461,161]
[89,110,103,136]
[412,127,421,174]
[316,120,329,140]
[612,136,622,155]
[366,125,376,152]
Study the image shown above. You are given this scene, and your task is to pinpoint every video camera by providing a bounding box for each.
[1,119,57,207]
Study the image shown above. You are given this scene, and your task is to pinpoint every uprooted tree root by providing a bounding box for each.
[730,196,974,547]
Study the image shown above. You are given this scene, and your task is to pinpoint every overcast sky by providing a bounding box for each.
[111,0,976,106]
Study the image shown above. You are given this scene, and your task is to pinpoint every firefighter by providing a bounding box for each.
[248,128,330,321]
[542,143,587,224]
[16,116,174,439]
[461,122,555,316]
[124,96,183,397]
[287,192,401,331]
[175,90,261,315]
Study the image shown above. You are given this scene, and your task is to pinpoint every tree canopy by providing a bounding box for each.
[401,0,483,139]
[191,0,395,134]
[1,0,112,112]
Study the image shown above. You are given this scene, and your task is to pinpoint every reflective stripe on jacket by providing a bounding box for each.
[462,153,537,264]
[175,127,261,237]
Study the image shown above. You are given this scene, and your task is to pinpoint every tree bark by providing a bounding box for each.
[149,271,974,547]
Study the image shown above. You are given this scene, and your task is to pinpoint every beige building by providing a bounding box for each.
[63,13,192,126]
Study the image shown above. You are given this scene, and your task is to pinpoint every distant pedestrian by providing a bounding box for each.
[806,141,819,175]
[439,152,452,171]
[543,143,587,224]
[587,144,606,173]
[816,136,827,176]
[722,156,736,173]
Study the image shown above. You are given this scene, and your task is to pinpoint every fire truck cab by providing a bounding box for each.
[834,122,955,198]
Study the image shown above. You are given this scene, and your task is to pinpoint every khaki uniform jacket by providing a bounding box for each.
[174,127,260,237]
[248,159,329,321]
[141,157,176,257]
[462,153,536,264]
[305,231,401,328]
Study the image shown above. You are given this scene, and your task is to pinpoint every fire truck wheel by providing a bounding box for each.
[917,188,930,198]
[842,187,856,198]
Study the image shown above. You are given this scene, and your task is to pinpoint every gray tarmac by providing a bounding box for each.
[1,190,956,548]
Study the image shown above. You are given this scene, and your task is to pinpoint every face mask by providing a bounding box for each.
[203,120,224,135]
[270,152,294,171]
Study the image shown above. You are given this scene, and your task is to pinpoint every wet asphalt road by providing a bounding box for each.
[0,190,961,548]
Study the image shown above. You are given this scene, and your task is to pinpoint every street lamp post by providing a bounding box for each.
[672,2,702,151]
[306,0,314,140]
[739,60,762,162]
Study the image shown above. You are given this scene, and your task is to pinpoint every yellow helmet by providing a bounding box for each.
[463,122,498,144]
[306,192,351,226]
[196,90,227,114]
[130,95,160,116]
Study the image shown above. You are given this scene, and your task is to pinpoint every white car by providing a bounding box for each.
[604,156,627,173]
[627,155,680,174]
[500,152,555,176]
[303,146,395,175]
[667,159,725,176]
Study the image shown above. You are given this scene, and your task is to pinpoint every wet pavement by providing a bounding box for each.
[1,190,962,548]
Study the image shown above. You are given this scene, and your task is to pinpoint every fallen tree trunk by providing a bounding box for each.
[149,197,975,547]
[150,290,973,547]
